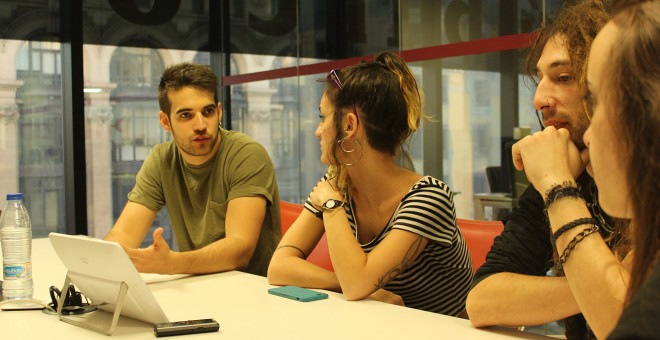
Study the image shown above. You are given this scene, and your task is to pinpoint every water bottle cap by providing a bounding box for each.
[6,193,23,200]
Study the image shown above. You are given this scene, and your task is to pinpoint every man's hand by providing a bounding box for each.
[123,227,175,274]
[367,288,405,306]
[511,126,586,196]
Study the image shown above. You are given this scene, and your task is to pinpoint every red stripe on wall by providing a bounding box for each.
[221,67,298,86]
[222,56,372,86]
[222,32,536,86]
[401,33,535,62]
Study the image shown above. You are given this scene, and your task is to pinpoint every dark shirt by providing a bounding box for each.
[472,182,552,285]
[472,172,617,339]
[609,262,660,339]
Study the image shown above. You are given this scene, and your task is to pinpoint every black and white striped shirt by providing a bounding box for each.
[307,175,473,315]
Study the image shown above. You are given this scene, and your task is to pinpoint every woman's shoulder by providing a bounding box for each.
[399,175,455,209]
[409,175,453,194]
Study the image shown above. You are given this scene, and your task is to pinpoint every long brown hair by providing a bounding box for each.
[323,51,423,192]
[607,0,660,300]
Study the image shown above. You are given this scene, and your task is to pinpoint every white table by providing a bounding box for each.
[1,238,553,339]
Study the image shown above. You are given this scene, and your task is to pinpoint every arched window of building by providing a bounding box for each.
[109,47,165,164]
[14,40,65,236]
[107,46,173,247]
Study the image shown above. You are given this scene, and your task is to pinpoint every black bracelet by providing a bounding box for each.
[556,224,599,271]
[551,217,597,245]
[275,244,308,258]
[544,182,583,210]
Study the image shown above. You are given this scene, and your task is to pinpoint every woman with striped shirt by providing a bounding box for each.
[267,51,473,315]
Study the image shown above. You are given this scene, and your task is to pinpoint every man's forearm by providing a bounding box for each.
[467,273,580,327]
[104,228,143,248]
[104,201,156,248]
[167,237,255,274]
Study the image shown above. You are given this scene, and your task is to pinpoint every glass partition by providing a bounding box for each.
[0,0,569,240]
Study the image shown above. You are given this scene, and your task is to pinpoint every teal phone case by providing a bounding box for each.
[268,286,328,302]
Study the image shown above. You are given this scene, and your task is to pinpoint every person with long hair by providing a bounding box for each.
[510,0,659,337]
[588,0,660,337]
[267,51,473,316]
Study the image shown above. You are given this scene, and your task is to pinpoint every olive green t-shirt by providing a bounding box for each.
[128,129,281,276]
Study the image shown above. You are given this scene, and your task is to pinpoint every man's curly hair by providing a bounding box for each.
[524,0,609,92]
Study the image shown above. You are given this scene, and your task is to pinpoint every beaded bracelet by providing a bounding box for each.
[556,224,599,271]
[551,217,597,245]
[544,182,583,210]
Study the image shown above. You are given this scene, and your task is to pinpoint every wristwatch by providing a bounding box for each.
[321,199,345,211]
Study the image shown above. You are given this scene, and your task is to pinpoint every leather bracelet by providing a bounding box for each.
[551,217,597,245]
[544,182,582,210]
[556,224,599,271]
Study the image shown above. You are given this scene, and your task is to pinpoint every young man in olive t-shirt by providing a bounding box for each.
[105,62,281,276]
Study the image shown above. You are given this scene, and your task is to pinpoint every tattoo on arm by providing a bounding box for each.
[374,235,425,290]
[275,244,308,258]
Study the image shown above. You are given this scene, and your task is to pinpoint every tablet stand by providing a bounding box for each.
[56,274,129,335]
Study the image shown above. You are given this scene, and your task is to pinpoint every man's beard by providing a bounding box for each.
[173,131,219,157]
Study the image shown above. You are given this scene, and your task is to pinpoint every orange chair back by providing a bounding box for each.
[279,201,334,271]
[280,201,304,234]
[456,218,504,273]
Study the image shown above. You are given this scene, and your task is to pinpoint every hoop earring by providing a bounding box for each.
[337,137,362,166]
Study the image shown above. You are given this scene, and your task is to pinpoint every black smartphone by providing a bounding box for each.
[154,318,220,337]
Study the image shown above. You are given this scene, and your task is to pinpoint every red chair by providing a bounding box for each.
[280,201,304,234]
[456,218,504,273]
[279,201,334,271]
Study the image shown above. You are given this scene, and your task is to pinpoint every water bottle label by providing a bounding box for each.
[3,263,32,279]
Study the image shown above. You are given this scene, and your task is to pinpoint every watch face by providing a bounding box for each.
[323,199,342,209]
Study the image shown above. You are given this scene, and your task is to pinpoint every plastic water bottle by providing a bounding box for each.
[1,193,33,300]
